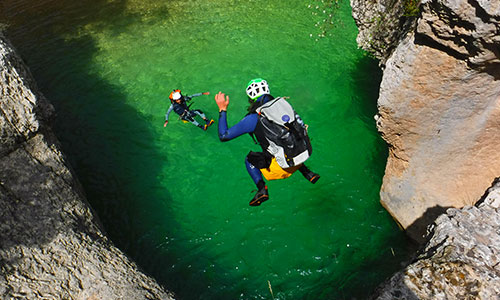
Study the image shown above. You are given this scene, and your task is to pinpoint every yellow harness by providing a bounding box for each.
[260,158,301,181]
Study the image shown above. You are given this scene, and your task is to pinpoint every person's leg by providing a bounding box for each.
[299,164,320,184]
[192,109,206,120]
[183,112,204,130]
[245,156,264,185]
[192,109,214,129]
[245,156,269,206]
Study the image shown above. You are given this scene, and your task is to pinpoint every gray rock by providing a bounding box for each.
[417,0,500,70]
[0,33,174,299]
[371,180,500,299]
[350,0,417,64]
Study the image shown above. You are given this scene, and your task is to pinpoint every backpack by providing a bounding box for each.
[253,97,312,169]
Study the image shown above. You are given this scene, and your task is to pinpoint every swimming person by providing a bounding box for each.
[164,89,214,130]
[215,78,320,206]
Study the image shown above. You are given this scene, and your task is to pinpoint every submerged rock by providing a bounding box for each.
[0,33,174,299]
[351,0,500,242]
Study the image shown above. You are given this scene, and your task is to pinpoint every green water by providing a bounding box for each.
[2,0,414,298]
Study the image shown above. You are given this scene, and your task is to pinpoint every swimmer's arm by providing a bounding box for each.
[218,112,258,141]
[187,91,210,99]
[164,104,174,127]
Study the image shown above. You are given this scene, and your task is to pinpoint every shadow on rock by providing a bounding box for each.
[1,0,187,294]
[406,205,452,244]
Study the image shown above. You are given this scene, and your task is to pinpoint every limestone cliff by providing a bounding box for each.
[351,0,500,242]
[0,33,174,299]
[351,0,500,298]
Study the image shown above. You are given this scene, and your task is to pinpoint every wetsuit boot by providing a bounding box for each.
[299,165,320,184]
[249,180,269,206]
[198,124,208,131]
[203,118,214,128]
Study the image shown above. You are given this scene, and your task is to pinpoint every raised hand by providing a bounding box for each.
[215,91,229,112]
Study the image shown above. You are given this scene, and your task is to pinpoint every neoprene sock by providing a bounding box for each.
[257,180,266,191]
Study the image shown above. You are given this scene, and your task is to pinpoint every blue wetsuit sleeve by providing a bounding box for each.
[218,111,258,141]
[165,104,174,121]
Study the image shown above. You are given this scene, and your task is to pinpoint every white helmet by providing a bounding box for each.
[171,91,181,100]
[246,78,270,100]
[169,89,182,101]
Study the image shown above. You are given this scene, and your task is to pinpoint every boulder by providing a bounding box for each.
[370,179,500,299]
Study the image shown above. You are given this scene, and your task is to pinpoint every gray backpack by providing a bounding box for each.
[254,97,312,168]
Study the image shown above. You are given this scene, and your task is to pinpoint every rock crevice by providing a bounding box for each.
[416,0,500,73]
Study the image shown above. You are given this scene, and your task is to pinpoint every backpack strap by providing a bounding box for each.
[248,132,259,145]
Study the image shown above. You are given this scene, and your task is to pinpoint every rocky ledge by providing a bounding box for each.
[0,33,174,299]
[371,180,500,299]
[351,0,500,242]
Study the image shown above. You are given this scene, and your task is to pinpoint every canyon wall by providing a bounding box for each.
[351,0,500,242]
[0,33,174,299]
[351,0,500,297]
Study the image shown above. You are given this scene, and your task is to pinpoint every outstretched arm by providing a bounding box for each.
[215,91,257,141]
[187,91,210,100]
[218,112,258,141]
[164,104,174,127]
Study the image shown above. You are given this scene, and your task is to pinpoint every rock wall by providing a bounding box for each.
[0,33,174,299]
[370,179,500,299]
[351,0,414,64]
[351,0,500,242]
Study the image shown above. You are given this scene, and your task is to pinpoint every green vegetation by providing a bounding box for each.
[357,0,421,59]
[403,0,421,17]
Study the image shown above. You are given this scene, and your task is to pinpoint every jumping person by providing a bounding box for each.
[164,89,214,130]
[215,78,320,206]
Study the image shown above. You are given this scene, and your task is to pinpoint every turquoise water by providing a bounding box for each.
[2,0,413,299]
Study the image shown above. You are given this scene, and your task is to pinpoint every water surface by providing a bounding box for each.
[2,0,413,299]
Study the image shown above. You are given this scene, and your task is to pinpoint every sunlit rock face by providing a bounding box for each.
[352,0,500,242]
[351,0,500,297]
[0,33,174,300]
[370,180,500,299]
